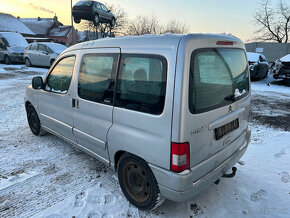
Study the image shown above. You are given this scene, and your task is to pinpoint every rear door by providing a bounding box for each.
[173,36,251,173]
[38,44,50,67]
[72,48,120,160]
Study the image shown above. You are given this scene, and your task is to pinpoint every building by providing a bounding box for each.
[245,42,290,62]
[20,16,78,45]
[0,12,35,36]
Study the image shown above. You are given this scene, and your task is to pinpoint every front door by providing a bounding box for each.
[72,48,120,160]
[38,55,76,143]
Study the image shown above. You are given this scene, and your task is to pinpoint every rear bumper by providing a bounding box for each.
[72,10,94,19]
[149,128,251,202]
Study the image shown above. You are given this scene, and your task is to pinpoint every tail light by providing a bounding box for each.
[87,6,92,10]
[216,41,233,45]
[24,50,26,53]
[171,142,190,172]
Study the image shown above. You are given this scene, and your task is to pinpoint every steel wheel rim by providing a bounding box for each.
[122,161,151,203]
[28,110,38,132]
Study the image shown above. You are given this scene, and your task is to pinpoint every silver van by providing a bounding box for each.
[24,34,251,210]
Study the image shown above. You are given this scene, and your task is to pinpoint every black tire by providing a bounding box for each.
[74,17,81,24]
[50,59,55,67]
[118,153,165,210]
[26,104,45,136]
[4,55,11,65]
[25,58,32,67]
[93,14,99,25]
[111,17,116,27]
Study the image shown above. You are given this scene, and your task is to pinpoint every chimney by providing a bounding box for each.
[38,17,41,21]
[17,16,20,19]
[53,15,58,22]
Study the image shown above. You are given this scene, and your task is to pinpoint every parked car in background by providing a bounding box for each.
[25,34,251,210]
[272,54,290,83]
[246,52,269,80]
[72,1,116,27]
[0,32,28,64]
[24,42,67,68]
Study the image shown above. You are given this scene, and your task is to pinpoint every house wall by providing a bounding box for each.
[245,42,290,62]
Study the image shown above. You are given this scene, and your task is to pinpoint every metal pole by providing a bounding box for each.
[71,0,74,45]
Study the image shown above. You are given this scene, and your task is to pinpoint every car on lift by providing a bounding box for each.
[72,1,116,27]
[246,52,269,81]
[24,42,67,68]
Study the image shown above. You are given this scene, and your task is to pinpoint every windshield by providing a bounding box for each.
[189,48,249,114]
[1,33,28,47]
[75,1,93,6]
[46,44,67,53]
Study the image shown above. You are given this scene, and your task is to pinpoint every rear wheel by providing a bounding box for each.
[118,153,165,210]
[93,14,99,25]
[74,17,81,24]
[25,58,32,67]
[4,55,11,65]
[26,104,45,136]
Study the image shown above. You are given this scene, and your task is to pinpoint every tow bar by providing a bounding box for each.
[222,167,237,178]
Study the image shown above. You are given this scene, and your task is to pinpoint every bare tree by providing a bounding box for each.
[253,0,290,43]
[126,15,189,36]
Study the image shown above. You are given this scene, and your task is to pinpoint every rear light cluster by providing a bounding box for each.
[171,142,190,172]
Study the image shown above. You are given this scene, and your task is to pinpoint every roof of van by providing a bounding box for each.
[64,33,243,53]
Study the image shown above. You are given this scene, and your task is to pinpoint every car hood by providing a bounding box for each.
[9,46,25,53]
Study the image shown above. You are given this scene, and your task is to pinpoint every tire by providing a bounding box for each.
[74,17,81,24]
[25,58,31,67]
[93,14,99,25]
[26,104,46,136]
[4,55,11,65]
[50,59,55,67]
[118,153,165,210]
[111,17,116,27]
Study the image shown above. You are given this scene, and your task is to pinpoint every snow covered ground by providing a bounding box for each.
[0,64,289,218]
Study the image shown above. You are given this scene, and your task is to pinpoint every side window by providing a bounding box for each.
[30,44,37,50]
[101,4,108,11]
[96,2,102,9]
[115,55,167,115]
[39,44,47,52]
[46,56,75,94]
[78,54,117,104]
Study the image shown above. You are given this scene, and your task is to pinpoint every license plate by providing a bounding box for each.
[215,118,239,140]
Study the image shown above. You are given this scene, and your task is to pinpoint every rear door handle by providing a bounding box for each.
[72,98,79,109]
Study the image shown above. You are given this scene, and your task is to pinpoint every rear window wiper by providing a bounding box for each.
[224,94,236,102]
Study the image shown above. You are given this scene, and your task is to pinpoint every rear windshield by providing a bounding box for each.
[75,1,93,6]
[189,48,249,114]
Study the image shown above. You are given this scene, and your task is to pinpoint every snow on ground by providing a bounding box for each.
[0,65,289,218]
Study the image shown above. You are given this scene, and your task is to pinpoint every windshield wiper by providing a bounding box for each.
[224,94,236,102]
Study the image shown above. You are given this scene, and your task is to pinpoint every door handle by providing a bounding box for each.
[72,98,79,109]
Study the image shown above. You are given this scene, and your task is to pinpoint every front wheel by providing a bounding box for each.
[74,17,81,24]
[4,55,11,65]
[26,104,45,136]
[118,153,165,210]
[111,17,116,27]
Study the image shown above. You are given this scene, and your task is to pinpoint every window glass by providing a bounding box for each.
[189,48,249,114]
[46,56,75,94]
[115,55,167,115]
[78,54,117,104]
[30,44,37,50]
[96,3,102,9]
[101,4,108,11]
[39,44,47,52]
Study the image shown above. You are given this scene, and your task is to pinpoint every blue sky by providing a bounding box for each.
[1,0,282,42]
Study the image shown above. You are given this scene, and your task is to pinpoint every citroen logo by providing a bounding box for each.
[229,105,233,113]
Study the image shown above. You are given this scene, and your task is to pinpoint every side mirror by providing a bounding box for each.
[32,76,44,89]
